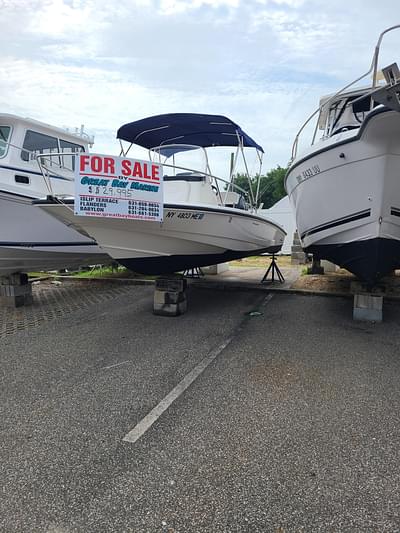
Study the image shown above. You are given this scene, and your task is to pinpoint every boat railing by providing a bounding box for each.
[125,139,263,208]
[35,151,76,196]
[290,24,400,162]
[36,152,258,212]
[153,160,252,207]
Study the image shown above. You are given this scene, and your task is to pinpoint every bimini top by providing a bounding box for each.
[116,113,264,155]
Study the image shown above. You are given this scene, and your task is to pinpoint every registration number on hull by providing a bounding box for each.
[295,164,321,184]
[165,211,205,220]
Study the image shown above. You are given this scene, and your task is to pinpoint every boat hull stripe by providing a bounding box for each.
[0,164,69,181]
[300,209,371,239]
[0,241,97,247]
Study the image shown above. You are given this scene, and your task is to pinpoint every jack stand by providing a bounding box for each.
[153,275,188,316]
[183,266,204,278]
[0,273,33,308]
[351,281,384,322]
[261,254,285,284]
[307,258,325,275]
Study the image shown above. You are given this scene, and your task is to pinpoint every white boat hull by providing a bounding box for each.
[37,201,285,274]
[0,191,109,275]
[286,108,400,283]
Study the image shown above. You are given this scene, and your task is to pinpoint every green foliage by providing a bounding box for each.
[230,165,288,209]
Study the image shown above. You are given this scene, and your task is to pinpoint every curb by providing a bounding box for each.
[29,274,156,286]
[29,274,400,302]
[189,279,352,298]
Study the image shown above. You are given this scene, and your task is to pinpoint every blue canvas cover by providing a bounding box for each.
[116,113,264,154]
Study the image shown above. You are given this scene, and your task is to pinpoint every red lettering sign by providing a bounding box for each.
[104,157,115,174]
[121,159,131,176]
[80,154,90,172]
[152,165,159,181]
[91,156,102,173]
[132,162,143,178]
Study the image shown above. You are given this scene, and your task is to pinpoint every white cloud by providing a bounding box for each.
[2,0,400,170]
[159,0,240,15]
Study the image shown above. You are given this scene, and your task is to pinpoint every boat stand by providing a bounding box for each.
[153,275,188,316]
[351,281,384,322]
[0,273,33,308]
[261,254,285,284]
[183,267,204,278]
[307,258,324,275]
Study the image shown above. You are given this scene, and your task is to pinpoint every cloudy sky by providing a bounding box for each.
[2,0,400,171]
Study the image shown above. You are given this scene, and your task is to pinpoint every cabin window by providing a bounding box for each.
[59,139,84,171]
[21,130,60,165]
[0,126,11,158]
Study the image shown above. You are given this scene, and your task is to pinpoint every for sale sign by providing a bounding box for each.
[74,153,163,222]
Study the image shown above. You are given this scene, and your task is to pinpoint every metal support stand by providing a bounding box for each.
[183,267,204,278]
[261,254,285,284]
[0,273,33,308]
[153,275,188,316]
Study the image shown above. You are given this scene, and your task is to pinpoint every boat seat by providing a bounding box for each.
[221,191,246,210]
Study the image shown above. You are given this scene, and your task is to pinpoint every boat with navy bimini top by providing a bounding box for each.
[285,25,400,285]
[35,113,286,275]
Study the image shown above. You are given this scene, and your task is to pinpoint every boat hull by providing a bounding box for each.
[286,109,400,284]
[0,191,109,275]
[36,202,285,275]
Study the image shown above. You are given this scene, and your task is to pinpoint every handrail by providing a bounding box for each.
[290,25,400,162]
[36,153,255,208]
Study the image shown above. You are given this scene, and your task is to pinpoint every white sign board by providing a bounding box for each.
[74,153,163,222]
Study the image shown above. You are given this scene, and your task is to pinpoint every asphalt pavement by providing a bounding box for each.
[1,284,400,532]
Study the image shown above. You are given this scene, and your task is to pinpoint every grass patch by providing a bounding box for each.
[229,255,292,268]
[29,265,152,280]
[70,265,128,278]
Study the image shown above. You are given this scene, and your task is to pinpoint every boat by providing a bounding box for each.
[35,113,286,275]
[0,113,110,276]
[285,25,400,285]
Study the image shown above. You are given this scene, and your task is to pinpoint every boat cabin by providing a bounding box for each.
[0,113,92,197]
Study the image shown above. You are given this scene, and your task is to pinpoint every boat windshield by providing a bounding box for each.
[21,129,85,170]
[150,144,208,177]
[323,92,373,137]
[0,125,11,158]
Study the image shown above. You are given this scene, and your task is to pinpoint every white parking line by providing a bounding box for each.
[102,361,130,370]
[122,337,233,443]
[123,293,274,444]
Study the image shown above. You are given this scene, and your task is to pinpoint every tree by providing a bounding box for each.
[230,165,288,209]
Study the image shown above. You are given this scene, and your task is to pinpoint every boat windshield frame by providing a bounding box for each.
[0,125,12,159]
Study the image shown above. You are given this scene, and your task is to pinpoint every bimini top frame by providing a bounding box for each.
[116,113,264,154]
[117,113,265,208]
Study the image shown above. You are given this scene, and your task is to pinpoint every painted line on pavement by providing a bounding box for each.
[102,360,130,370]
[123,293,274,444]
